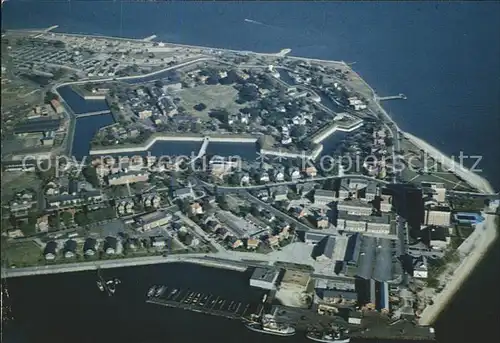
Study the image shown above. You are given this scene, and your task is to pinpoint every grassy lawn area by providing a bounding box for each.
[3,241,43,267]
[176,84,244,120]
[1,172,41,203]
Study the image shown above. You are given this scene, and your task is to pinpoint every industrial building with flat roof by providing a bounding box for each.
[250,267,280,290]
[337,199,374,216]
[14,118,61,134]
[355,235,402,283]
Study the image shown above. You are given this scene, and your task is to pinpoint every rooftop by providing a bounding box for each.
[14,118,61,134]
[250,267,279,283]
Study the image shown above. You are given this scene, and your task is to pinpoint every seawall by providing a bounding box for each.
[89,135,258,155]
[311,119,365,145]
[1,255,246,279]
[404,132,494,194]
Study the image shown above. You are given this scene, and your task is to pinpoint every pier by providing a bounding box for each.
[193,137,210,161]
[146,287,261,320]
[142,35,157,42]
[375,93,407,101]
[76,110,111,118]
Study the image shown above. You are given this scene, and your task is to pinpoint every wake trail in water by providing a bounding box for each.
[244,18,264,25]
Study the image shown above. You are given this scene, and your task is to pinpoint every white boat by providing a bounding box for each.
[245,315,296,336]
[306,330,350,343]
[147,286,157,297]
[155,286,166,297]
[96,281,104,292]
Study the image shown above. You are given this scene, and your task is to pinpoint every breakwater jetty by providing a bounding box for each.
[375,93,407,101]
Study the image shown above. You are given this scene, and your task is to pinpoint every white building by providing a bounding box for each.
[250,268,279,290]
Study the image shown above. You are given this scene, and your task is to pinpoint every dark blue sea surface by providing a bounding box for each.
[2,2,500,343]
[4,1,498,188]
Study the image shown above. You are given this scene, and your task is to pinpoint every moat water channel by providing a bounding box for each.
[59,69,352,162]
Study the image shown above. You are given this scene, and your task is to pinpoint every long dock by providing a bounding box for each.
[146,286,261,320]
[76,110,111,118]
[376,93,407,101]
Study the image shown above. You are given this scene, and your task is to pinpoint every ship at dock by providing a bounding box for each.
[96,267,120,296]
[245,313,296,337]
[306,326,350,343]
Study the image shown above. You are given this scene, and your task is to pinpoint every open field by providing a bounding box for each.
[1,172,41,203]
[2,241,43,267]
[176,84,243,120]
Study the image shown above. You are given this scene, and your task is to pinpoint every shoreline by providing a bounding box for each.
[1,254,247,279]
[419,213,498,325]
[6,29,498,328]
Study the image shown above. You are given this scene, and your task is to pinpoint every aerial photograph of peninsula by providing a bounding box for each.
[1,1,499,343]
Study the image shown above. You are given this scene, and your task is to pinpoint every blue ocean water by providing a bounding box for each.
[3,1,498,189]
[2,2,500,343]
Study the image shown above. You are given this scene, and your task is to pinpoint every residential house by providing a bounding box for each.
[215,227,231,240]
[240,173,251,185]
[273,168,285,182]
[63,239,77,258]
[190,202,204,215]
[315,214,330,229]
[247,238,260,250]
[360,182,378,202]
[290,206,306,219]
[151,236,168,248]
[44,241,58,260]
[314,189,336,206]
[303,166,317,178]
[36,215,49,233]
[259,171,270,183]
[104,236,118,255]
[272,186,289,202]
[46,194,83,209]
[288,167,301,181]
[296,183,315,197]
[231,239,244,249]
[174,187,195,200]
[268,235,280,248]
[84,238,98,256]
[256,190,270,201]
[143,194,161,208]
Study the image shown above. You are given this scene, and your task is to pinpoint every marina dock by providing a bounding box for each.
[146,287,262,320]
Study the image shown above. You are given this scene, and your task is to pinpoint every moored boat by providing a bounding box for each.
[155,286,167,297]
[306,328,350,343]
[245,314,296,336]
[147,286,157,297]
